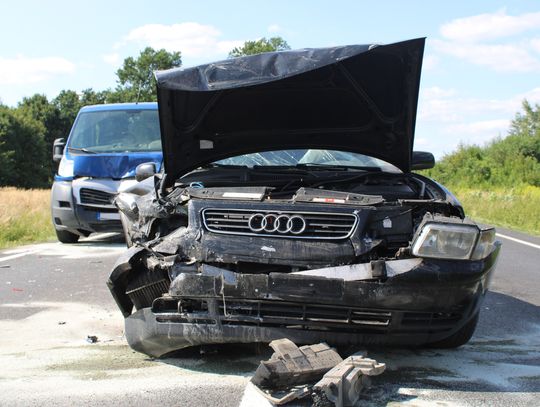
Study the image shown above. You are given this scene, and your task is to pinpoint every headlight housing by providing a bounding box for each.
[57,156,74,177]
[412,216,496,261]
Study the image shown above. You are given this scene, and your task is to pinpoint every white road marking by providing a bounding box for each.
[496,233,540,250]
[0,249,40,263]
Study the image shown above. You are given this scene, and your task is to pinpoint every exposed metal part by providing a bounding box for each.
[313,354,386,407]
[202,208,358,240]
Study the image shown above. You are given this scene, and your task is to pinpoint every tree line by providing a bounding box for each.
[0,38,289,188]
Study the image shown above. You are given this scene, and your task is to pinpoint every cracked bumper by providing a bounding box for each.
[110,244,501,357]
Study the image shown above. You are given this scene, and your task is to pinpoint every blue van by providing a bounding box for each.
[51,103,162,243]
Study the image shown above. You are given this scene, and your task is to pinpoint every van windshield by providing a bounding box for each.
[68,109,161,153]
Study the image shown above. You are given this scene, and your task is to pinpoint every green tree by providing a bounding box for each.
[228,37,291,58]
[17,94,64,181]
[80,88,111,106]
[509,100,540,140]
[114,47,182,102]
[0,106,48,188]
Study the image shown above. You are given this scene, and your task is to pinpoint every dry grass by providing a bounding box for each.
[0,187,55,248]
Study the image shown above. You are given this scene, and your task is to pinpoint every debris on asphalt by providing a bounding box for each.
[251,338,343,390]
[86,335,98,343]
[58,321,66,325]
[313,354,386,407]
[250,339,385,406]
[11,288,23,292]
[0,265,10,268]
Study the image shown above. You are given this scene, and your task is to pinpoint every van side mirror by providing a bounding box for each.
[135,162,157,182]
[53,138,65,162]
[411,151,435,170]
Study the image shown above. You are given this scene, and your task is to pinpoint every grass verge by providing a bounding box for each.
[0,187,55,249]
[451,185,540,236]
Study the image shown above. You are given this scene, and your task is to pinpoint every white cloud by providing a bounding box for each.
[531,38,540,53]
[102,53,120,66]
[267,24,282,33]
[433,10,540,73]
[417,86,540,151]
[447,119,510,137]
[422,54,439,71]
[440,9,540,42]
[419,86,540,124]
[432,39,540,72]
[122,22,244,58]
[0,56,75,85]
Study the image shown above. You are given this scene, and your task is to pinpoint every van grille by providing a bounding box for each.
[202,208,357,240]
[80,188,115,206]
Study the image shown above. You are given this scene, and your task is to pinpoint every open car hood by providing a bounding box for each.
[156,38,425,183]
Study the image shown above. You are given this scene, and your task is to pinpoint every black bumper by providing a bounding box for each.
[109,245,501,357]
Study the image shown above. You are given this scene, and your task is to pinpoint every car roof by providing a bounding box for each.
[79,102,158,112]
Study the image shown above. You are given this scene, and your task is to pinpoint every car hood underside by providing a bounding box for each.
[155,38,425,183]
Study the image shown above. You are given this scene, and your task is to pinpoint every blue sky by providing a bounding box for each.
[1,0,540,157]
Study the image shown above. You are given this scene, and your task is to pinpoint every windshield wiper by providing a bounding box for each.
[295,163,380,171]
[68,147,97,154]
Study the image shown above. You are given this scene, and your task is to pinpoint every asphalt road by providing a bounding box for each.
[0,228,538,406]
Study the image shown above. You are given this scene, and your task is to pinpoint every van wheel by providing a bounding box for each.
[55,229,79,244]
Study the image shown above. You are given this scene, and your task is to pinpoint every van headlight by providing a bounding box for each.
[412,221,496,261]
[58,156,74,177]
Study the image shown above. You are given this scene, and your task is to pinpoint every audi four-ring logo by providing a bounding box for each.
[248,213,307,235]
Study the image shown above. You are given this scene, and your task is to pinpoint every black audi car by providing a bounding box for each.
[108,38,501,358]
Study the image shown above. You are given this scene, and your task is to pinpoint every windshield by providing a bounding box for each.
[68,109,161,153]
[215,149,400,172]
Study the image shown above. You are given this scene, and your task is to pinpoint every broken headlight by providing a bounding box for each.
[471,228,496,260]
[412,223,479,260]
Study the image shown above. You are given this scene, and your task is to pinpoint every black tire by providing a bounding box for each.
[55,229,80,244]
[428,313,479,349]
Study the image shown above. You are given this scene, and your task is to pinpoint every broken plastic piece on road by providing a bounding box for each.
[313,354,386,407]
[250,338,386,406]
[251,338,342,390]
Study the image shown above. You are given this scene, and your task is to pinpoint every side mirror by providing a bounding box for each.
[135,162,157,182]
[411,151,435,170]
[53,138,65,162]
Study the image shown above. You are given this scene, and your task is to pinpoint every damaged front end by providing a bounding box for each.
[107,38,500,357]
[108,177,500,358]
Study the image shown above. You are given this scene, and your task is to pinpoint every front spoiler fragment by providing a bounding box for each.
[126,308,439,358]
[109,244,501,357]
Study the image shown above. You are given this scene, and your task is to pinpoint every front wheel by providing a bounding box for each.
[428,313,479,348]
[55,229,79,244]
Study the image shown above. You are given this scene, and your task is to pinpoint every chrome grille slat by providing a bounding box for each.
[202,208,357,240]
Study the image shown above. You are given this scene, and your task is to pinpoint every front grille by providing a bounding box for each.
[153,298,391,332]
[128,279,170,310]
[80,188,115,206]
[202,208,357,239]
